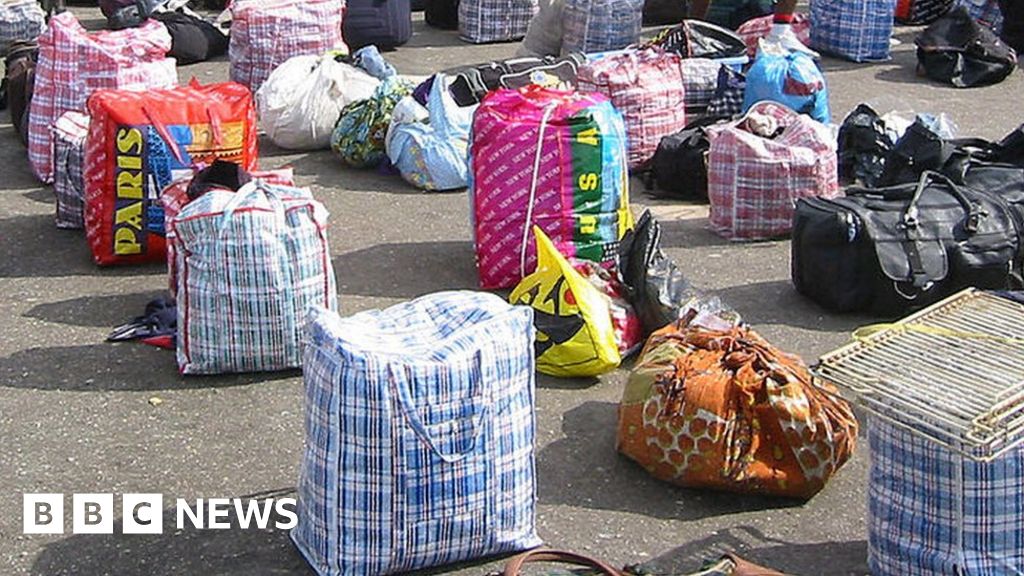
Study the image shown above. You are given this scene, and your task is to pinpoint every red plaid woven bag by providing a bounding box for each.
[736,13,811,58]
[577,48,686,169]
[27,12,175,184]
[229,0,348,94]
[706,101,838,241]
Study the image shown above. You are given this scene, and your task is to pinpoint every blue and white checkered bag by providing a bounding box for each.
[955,0,1003,34]
[458,0,539,43]
[868,418,1024,575]
[0,0,45,56]
[293,292,541,576]
[173,180,338,375]
[811,0,897,62]
[562,0,644,55]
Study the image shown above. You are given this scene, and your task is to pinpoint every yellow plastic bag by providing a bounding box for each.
[510,227,621,377]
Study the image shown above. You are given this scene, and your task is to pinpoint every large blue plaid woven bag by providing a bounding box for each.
[293,292,542,576]
[811,0,897,62]
[562,0,644,55]
[868,418,1024,575]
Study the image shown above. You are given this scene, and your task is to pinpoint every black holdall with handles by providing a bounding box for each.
[792,171,1024,315]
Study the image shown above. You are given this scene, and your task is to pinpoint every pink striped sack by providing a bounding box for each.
[577,48,687,169]
[706,100,838,241]
[229,0,348,94]
[736,14,811,58]
[27,12,176,184]
[469,87,632,290]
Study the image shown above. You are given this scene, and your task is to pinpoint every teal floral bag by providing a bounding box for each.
[331,76,414,168]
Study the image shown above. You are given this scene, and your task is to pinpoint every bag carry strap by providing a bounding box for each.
[503,549,623,576]
[904,170,985,234]
[721,553,787,576]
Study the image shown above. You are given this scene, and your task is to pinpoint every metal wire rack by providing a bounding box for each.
[815,289,1024,461]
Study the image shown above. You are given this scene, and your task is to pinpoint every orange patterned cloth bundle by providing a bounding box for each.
[617,322,858,499]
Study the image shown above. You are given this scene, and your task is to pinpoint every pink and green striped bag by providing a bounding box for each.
[469,87,632,290]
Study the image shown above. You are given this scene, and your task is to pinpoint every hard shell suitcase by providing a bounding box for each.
[425,0,459,28]
[343,0,413,50]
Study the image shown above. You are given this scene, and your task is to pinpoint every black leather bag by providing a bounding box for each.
[792,171,1024,314]
[151,11,228,65]
[647,116,723,200]
[425,0,458,29]
[645,19,748,59]
[642,0,687,26]
[837,103,893,187]
[1,41,38,146]
[444,53,585,107]
[915,5,1017,88]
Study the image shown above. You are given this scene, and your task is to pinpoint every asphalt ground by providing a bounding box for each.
[1,7,1023,576]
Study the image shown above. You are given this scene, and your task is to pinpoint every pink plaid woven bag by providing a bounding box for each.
[229,0,348,94]
[26,12,176,184]
[736,14,811,58]
[706,101,838,241]
[577,48,687,170]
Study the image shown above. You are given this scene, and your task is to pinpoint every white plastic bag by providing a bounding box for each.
[256,54,380,150]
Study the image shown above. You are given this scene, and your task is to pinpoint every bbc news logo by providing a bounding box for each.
[23,494,297,534]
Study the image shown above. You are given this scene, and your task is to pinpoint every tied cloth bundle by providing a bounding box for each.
[617,322,859,499]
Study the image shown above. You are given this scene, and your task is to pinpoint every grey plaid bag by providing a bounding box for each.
[51,112,90,229]
[459,0,539,43]
[0,0,45,56]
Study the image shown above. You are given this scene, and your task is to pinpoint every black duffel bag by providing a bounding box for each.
[646,116,724,200]
[151,11,228,65]
[792,171,1024,315]
[915,5,1017,88]
[444,53,585,107]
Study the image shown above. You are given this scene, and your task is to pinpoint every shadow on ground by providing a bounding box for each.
[637,526,869,575]
[536,402,804,521]
[0,214,165,278]
[25,292,162,328]
[333,240,478,298]
[716,279,881,331]
[0,342,298,391]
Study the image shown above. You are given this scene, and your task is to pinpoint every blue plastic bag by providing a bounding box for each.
[386,74,476,191]
[742,50,830,124]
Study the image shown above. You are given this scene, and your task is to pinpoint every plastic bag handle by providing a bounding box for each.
[387,355,491,464]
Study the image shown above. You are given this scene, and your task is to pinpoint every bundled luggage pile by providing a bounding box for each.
[6,0,1024,574]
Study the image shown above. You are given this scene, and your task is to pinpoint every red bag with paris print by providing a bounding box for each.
[84,81,258,266]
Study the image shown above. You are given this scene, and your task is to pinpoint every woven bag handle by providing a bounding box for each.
[503,549,623,576]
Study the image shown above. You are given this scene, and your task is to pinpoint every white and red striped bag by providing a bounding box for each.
[162,165,296,297]
[736,13,811,58]
[706,101,838,241]
[27,12,176,184]
[229,0,348,94]
[577,48,687,169]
